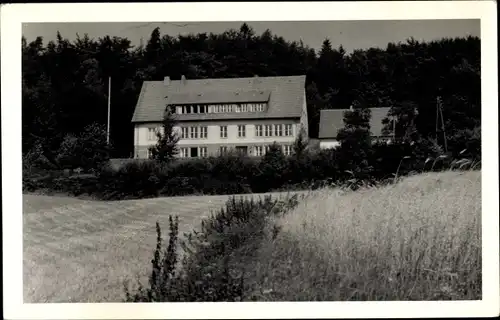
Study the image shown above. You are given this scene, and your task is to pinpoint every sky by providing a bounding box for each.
[22,20,480,53]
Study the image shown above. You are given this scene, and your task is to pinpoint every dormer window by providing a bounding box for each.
[176,101,267,115]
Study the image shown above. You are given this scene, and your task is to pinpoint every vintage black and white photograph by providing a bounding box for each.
[2,1,499,319]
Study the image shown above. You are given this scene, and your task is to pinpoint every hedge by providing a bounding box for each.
[23,139,478,200]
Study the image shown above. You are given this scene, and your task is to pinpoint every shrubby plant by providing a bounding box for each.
[124,194,300,302]
[56,123,111,173]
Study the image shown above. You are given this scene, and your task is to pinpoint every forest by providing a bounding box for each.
[22,23,480,162]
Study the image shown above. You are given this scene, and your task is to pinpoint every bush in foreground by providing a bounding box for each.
[123,194,301,302]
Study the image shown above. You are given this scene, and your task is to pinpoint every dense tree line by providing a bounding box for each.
[22,23,480,160]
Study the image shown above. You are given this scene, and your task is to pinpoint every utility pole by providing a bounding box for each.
[435,97,439,141]
[438,98,448,153]
[107,76,111,145]
[393,115,396,142]
[436,96,448,153]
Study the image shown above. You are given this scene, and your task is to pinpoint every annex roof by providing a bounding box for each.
[318,107,391,139]
[131,75,306,123]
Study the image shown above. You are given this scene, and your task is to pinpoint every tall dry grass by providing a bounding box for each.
[247,170,481,301]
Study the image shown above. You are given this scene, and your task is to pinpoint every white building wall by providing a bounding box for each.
[319,139,341,149]
[319,137,393,150]
[134,118,300,158]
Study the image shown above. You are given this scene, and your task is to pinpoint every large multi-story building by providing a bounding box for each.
[132,75,308,158]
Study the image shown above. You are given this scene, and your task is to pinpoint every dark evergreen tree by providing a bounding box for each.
[292,127,308,159]
[149,107,180,163]
[256,142,287,190]
[336,104,373,178]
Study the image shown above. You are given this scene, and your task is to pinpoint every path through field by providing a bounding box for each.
[23,191,307,303]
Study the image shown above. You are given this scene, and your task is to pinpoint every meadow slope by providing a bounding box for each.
[24,171,481,302]
[246,170,482,301]
[23,191,306,303]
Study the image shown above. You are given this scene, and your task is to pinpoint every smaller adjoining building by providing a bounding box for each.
[318,107,392,149]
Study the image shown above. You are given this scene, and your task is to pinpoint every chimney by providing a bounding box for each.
[181,75,187,85]
[253,75,260,85]
[164,76,170,86]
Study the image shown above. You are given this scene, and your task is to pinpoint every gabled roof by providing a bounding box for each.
[132,75,306,123]
[318,107,391,139]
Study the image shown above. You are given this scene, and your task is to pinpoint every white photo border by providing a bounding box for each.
[2,1,498,319]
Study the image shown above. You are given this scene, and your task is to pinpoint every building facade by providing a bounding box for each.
[318,107,393,149]
[132,75,308,158]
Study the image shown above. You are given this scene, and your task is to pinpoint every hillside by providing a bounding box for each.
[246,171,481,300]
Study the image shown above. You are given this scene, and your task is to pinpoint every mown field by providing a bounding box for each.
[23,191,307,303]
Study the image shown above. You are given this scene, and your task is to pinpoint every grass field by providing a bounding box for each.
[23,191,307,303]
[24,171,481,302]
[246,170,482,301]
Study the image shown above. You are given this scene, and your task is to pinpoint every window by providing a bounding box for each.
[257,104,265,112]
[190,147,198,158]
[236,146,248,155]
[255,125,263,137]
[283,145,292,156]
[220,126,228,138]
[148,128,158,141]
[180,148,189,158]
[254,146,264,156]
[284,124,293,136]
[241,104,248,112]
[264,125,273,137]
[199,147,208,158]
[190,127,198,139]
[219,146,228,155]
[275,124,283,137]
[236,104,241,113]
[148,148,153,158]
[238,125,246,138]
[181,127,189,139]
[200,126,208,139]
[265,145,271,153]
